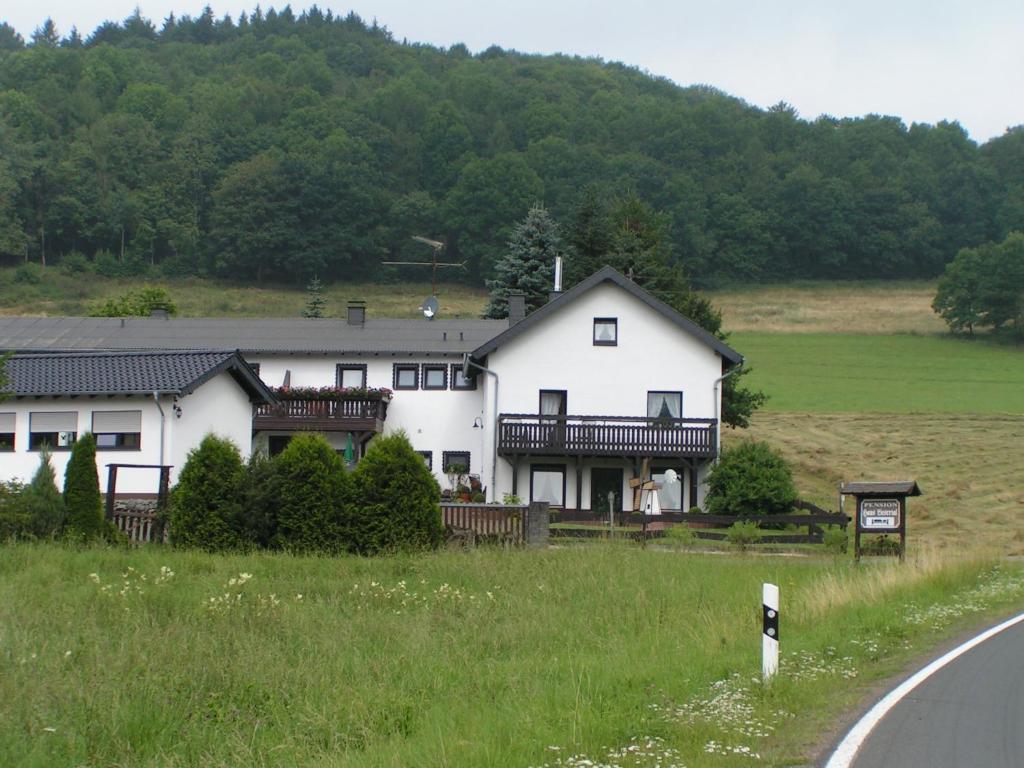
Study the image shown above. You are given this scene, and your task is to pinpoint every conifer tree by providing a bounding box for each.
[302,276,327,318]
[63,433,106,540]
[170,434,246,551]
[484,205,566,318]
[24,448,65,538]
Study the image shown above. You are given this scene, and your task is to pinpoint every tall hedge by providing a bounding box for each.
[705,440,798,517]
[24,449,65,538]
[271,433,348,552]
[170,434,246,551]
[349,431,443,555]
[63,433,106,540]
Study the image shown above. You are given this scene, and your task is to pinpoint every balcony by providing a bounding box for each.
[253,388,389,433]
[497,414,717,459]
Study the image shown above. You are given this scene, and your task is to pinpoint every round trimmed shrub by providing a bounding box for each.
[705,440,797,517]
[170,434,246,551]
[349,431,443,555]
[63,433,106,540]
[271,433,348,553]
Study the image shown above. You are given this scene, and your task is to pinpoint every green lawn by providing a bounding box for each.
[3,543,1024,767]
[732,332,1024,414]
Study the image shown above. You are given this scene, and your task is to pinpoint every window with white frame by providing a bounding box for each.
[92,410,142,450]
[531,464,565,507]
[29,411,78,450]
[647,391,682,420]
[336,364,367,389]
[0,413,14,451]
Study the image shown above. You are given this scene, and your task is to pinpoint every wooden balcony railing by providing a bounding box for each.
[497,413,717,458]
[253,398,388,432]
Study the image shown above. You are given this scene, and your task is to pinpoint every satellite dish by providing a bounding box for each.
[664,469,679,485]
[421,295,439,320]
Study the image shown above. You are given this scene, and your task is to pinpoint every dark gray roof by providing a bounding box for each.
[0,316,507,356]
[5,350,275,402]
[470,266,743,366]
[840,481,922,497]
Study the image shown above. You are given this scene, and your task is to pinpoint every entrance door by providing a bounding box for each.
[591,468,623,520]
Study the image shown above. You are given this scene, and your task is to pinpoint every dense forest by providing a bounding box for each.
[1,7,1022,287]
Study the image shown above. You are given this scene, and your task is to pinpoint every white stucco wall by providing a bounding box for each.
[0,397,167,494]
[167,371,255,480]
[480,282,727,507]
[248,354,486,491]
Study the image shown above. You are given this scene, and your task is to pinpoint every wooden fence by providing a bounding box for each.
[441,502,549,547]
[110,506,167,545]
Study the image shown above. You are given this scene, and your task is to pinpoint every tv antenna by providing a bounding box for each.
[382,236,467,320]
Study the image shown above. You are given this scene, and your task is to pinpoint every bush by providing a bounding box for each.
[238,452,280,549]
[665,522,696,548]
[170,434,246,551]
[13,263,43,284]
[349,431,443,555]
[823,526,849,554]
[726,520,761,550]
[90,285,178,317]
[23,449,65,538]
[0,480,29,540]
[705,440,797,517]
[271,433,348,552]
[59,251,92,276]
[94,251,149,278]
[63,433,106,541]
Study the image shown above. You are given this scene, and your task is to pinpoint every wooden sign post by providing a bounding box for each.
[840,481,921,562]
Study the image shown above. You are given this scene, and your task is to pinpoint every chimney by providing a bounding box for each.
[549,255,564,303]
[347,299,366,327]
[507,292,526,326]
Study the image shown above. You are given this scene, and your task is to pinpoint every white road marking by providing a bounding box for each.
[825,610,1024,768]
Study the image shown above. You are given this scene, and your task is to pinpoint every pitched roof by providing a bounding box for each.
[840,481,922,497]
[4,350,275,402]
[0,316,507,356]
[469,266,743,366]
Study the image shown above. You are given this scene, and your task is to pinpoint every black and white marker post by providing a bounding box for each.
[763,583,779,680]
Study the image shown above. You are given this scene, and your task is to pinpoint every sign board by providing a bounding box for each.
[859,498,900,530]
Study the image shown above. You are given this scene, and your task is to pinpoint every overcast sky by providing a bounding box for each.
[3,0,1021,143]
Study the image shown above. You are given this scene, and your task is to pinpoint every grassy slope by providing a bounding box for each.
[2,544,1023,768]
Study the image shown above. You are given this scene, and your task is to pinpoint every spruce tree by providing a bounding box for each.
[484,205,566,318]
[24,448,65,538]
[271,433,348,552]
[63,433,106,540]
[302,276,327,318]
[170,434,246,551]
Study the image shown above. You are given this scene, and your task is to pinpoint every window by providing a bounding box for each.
[29,411,77,450]
[268,435,292,456]
[393,363,419,390]
[0,413,13,451]
[422,364,447,390]
[93,410,142,450]
[652,465,684,511]
[539,390,567,417]
[417,451,433,470]
[647,391,682,420]
[531,464,566,507]
[593,317,618,346]
[336,364,367,389]
[442,451,470,474]
[450,364,477,390]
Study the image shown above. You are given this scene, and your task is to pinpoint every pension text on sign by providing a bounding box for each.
[860,498,900,530]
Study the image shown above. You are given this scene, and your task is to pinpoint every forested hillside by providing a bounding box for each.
[1,7,1022,287]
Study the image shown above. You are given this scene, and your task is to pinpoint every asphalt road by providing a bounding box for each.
[849,619,1024,767]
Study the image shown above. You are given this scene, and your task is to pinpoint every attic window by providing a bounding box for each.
[593,318,617,346]
[422,364,448,390]
[393,363,418,390]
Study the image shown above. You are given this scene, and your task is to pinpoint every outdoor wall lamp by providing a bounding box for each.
[472,417,483,429]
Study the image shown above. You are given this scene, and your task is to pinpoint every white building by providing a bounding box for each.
[0,268,742,510]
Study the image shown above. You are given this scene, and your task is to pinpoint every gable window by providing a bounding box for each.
[647,391,682,420]
[417,451,433,471]
[450,364,477,390]
[442,451,470,474]
[92,410,142,450]
[337,364,367,389]
[531,464,566,508]
[0,413,14,451]
[422,364,448,390]
[393,363,419,390]
[29,412,78,450]
[593,317,618,346]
